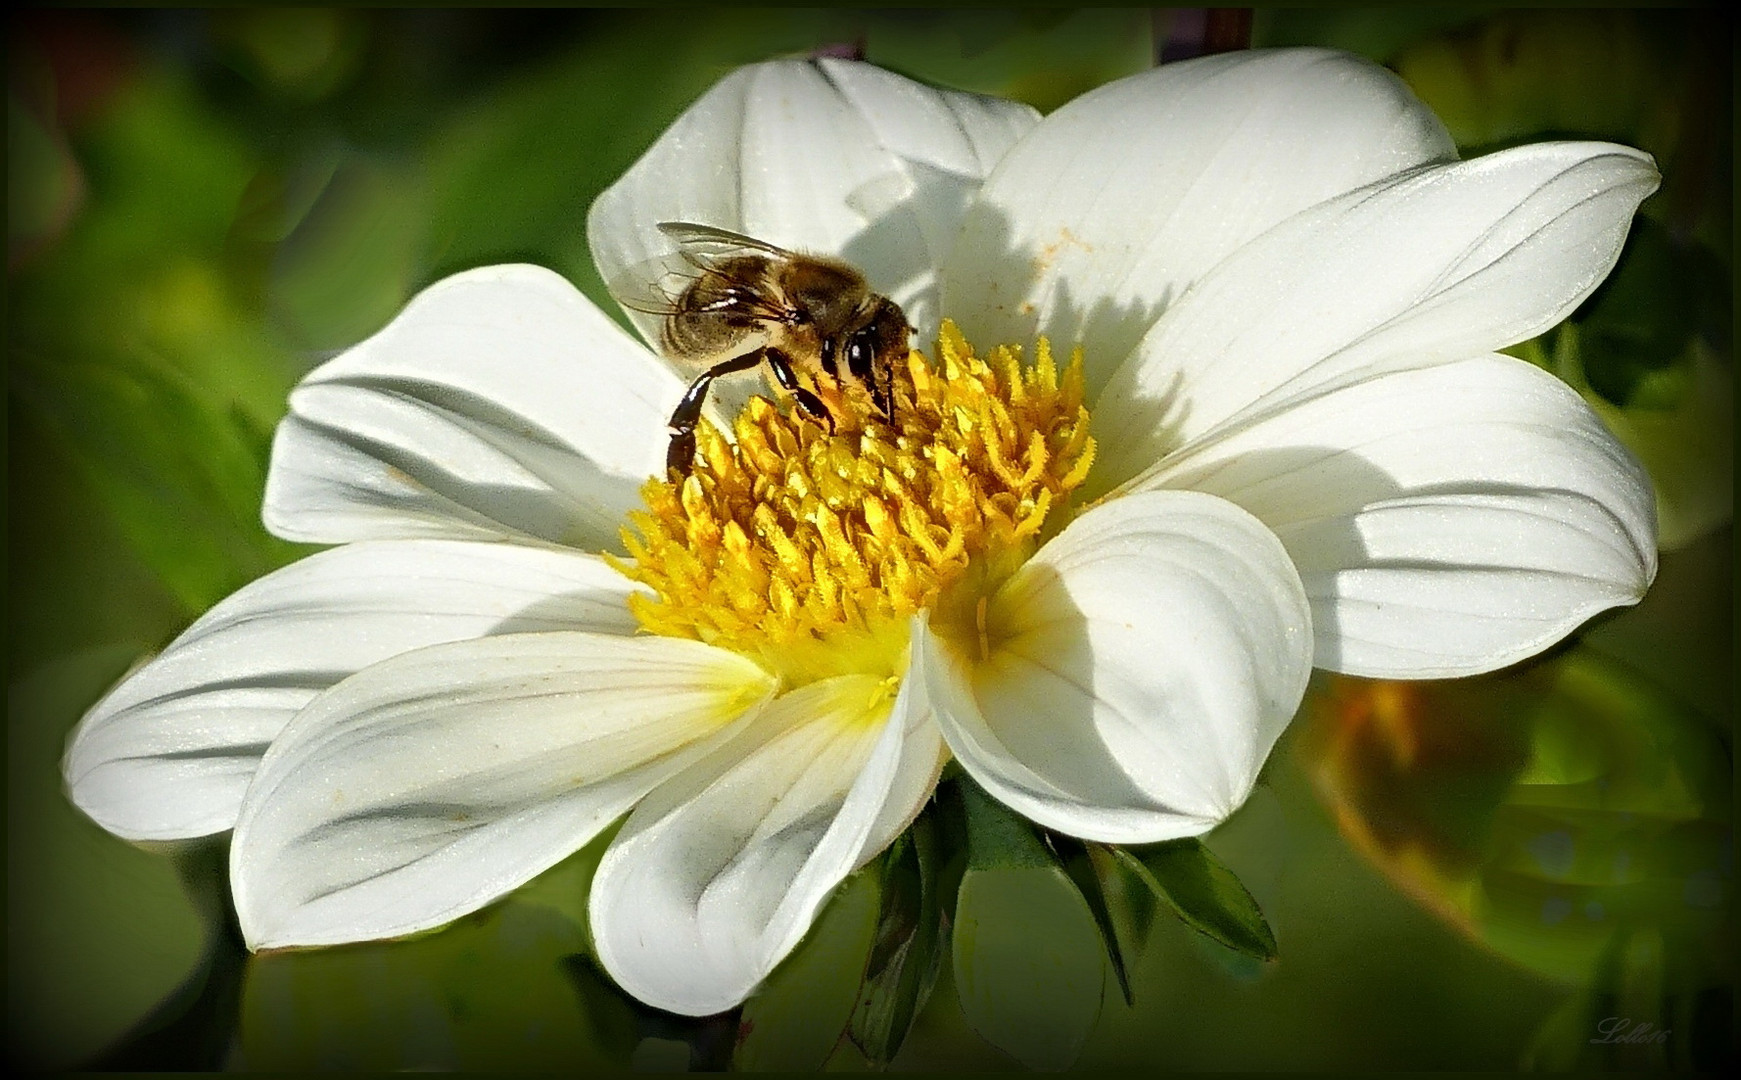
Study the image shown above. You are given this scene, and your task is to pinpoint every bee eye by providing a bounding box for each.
[819,336,837,375]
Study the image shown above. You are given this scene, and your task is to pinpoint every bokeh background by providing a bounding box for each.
[7,8,1732,1071]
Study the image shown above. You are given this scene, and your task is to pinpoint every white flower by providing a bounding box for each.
[64,49,1657,1016]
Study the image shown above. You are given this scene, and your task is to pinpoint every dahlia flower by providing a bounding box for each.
[64,48,1657,1015]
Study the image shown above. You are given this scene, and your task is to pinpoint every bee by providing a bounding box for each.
[611,222,912,475]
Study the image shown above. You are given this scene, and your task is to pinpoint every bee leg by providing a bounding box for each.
[766,348,835,434]
[666,349,766,476]
[666,430,698,477]
[874,360,896,420]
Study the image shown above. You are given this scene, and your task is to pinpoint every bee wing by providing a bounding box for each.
[603,250,691,318]
[605,222,800,318]
[656,221,799,265]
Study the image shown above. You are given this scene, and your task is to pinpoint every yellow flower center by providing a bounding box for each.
[613,322,1095,685]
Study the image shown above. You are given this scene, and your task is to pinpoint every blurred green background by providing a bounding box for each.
[7,8,1731,1071]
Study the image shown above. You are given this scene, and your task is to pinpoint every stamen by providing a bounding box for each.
[613,321,1096,685]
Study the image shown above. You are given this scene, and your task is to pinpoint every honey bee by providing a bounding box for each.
[612,222,912,475]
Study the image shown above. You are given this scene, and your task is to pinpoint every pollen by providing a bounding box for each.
[612,322,1096,685]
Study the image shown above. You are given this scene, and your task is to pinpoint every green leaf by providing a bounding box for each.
[72,67,261,255]
[1537,321,1732,551]
[519,823,764,1071]
[734,866,881,1071]
[1304,650,1732,988]
[559,951,740,1072]
[1510,652,1729,819]
[1389,11,1689,153]
[951,782,1104,1071]
[510,818,621,955]
[208,9,368,101]
[849,811,947,1065]
[421,10,833,303]
[1089,842,1163,985]
[1053,836,1155,1007]
[1252,8,1486,63]
[557,954,643,1066]
[13,350,300,613]
[861,9,1155,113]
[1474,654,1731,984]
[9,64,304,614]
[231,900,617,1071]
[8,92,84,256]
[1572,217,1707,407]
[1123,839,1279,962]
[16,67,291,425]
[267,152,429,351]
[1581,525,1733,727]
[1386,11,1731,259]
[959,772,1054,871]
[86,838,250,1070]
[1521,923,1720,1071]
[7,648,208,1071]
[7,403,190,678]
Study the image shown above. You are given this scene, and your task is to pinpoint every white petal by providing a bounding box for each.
[1141,356,1656,677]
[1093,142,1660,486]
[919,491,1311,844]
[63,541,642,842]
[231,633,773,949]
[943,47,1455,391]
[264,264,681,549]
[587,58,1036,357]
[590,671,941,1016]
